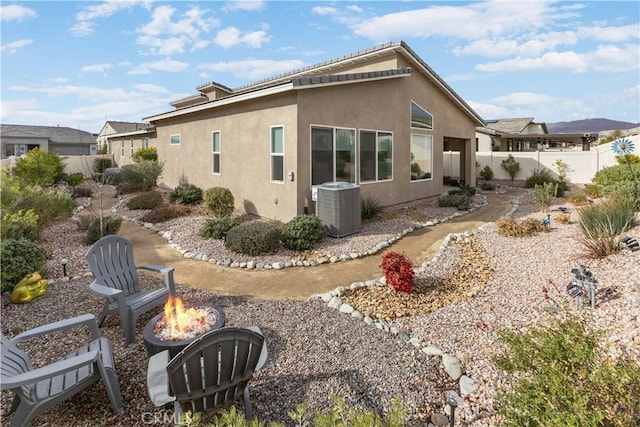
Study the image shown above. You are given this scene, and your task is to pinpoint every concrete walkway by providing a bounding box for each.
[115,189,525,300]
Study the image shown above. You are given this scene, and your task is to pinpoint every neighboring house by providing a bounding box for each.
[0,124,97,159]
[476,117,597,152]
[97,121,155,165]
[143,41,485,222]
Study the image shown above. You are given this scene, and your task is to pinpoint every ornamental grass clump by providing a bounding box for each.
[380,251,414,293]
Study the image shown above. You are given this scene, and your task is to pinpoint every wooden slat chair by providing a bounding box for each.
[147,326,267,421]
[85,235,176,345]
[0,314,124,427]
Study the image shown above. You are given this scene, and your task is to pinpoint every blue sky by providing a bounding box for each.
[1,1,639,134]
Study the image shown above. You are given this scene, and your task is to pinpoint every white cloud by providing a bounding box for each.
[222,1,265,12]
[136,5,219,55]
[197,59,304,81]
[70,1,146,36]
[133,83,169,94]
[477,51,588,73]
[476,43,639,74]
[453,31,579,58]
[0,98,41,121]
[127,58,190,75]
[577,24,640,42]
[469,92,593,122]
[346,5,363,13]
[489,92,556,107]
[0,4,36,22]
[214,26,270,49]
[312,7,338,16]
[1,39,33,54]
[81,63,112,73]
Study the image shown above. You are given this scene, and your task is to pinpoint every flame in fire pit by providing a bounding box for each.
[163,295,208,338]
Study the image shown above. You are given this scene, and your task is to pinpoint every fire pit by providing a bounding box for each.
[143,295,226,359]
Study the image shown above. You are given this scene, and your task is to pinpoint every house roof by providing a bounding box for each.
[483,118,535,134]
[104,121,152,133]
[146,41,484,126]
[0,124,96,144]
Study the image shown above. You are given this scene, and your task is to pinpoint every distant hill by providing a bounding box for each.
[547,118,640,134]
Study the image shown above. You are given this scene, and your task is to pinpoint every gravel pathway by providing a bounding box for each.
[2,183,638,426]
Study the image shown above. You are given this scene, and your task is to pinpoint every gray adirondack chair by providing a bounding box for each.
[0,314,124,427]
[147,326,268,421]
[86,235,176,345]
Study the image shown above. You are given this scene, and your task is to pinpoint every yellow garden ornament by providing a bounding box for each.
[11,272,48,304]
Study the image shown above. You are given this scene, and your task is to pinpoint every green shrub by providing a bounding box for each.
[11,148,65,186]
[568,193,588,206]
[119,160,163,192]
[225,221,281,256]
[361,194,385,220]
[73,186,93,197]
[480,181,496,191]
[84,215,122,245]
[578,196,636,239]
[93,157,113,174]
[593,163,640,187]
[438,193,471,211]
[616,153,640,164]
[170,183,203,205]
[204,187,234,218]
[140,205,190,223]
[200,217,242,240]
[64,172,84,187]
[525,168,554,188]
[206,396,406,427]
[496,216,548,237]
[533,182,558,212]
[281,215,325,250]
[0,238,50,293]
[500,154,521,180]
[449,184,476,196]
[479,165,494,180]
[495,313,640,427]
[132,146,158,163]
[1,209,40,241]
[602,181,640,209]
[584,184,603,198]
[7,185,74,230]
[126,191,163,210]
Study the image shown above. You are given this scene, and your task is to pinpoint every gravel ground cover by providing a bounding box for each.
[1,182,638,426]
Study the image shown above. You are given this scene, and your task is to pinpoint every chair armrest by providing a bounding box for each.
[88,281,124,299]
[0,350,99,389]
[138,265,176,293]
[146,350,175,406]
[12,314,100,343]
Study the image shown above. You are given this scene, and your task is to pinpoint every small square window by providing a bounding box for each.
[170,134,181,145]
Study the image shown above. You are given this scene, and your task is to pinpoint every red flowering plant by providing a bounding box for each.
[380,251,414,293]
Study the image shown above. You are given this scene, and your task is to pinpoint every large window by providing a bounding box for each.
[270,126,284,182]
[170,134,181,145]
[411,101,433,130]
[410,134,433,181]
[212,131,220,174]
[142,138,149,148]
[311,126,356,185]
[360,130,393,182]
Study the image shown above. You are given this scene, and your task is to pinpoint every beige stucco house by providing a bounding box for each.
[98,121,155,164]
[143,41,484,222]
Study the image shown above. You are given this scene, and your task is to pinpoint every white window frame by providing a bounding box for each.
[212,131,221,175]
[130,139,134,156]
[142,137,149,148]
[410,133,433,182]
[120,140,124,157]
[170,134,181,145]
[310,125,357,186]
[411,100,434,130]
[359,129,393,183]
[270,125,284,183]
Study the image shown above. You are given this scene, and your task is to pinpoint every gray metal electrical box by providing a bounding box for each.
[316,182,361,238]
